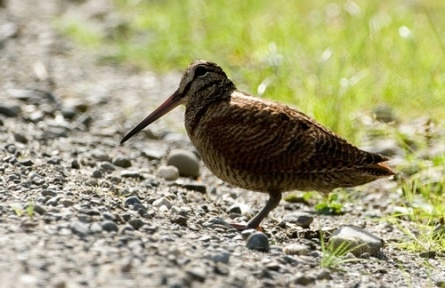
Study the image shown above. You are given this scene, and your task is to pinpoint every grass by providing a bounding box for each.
[58,0,445,142]
[58,0,445,254]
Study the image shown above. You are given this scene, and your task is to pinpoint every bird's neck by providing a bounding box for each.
[185,84,235,134]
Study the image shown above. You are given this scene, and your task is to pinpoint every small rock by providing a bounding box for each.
[186,266,206,282]
[33,205,47,215]
[71,160,80,169]
[283,211,314,228]
[102,212,116,221]
[124,196,146,211]
[241,229,257,241]
[28,110,44,123]
[180,183,207,194]
[157,165,179,181]
[30,174,45,186]
[170,213,187,226]
[316,268,332,280]
[120,170,143,178]
[167,149,200,178]
[292,273,314,286]
[210,249,231,264]
[41,189,58,197]
[0,104,21,117]
[92,149,111,162]
[227,204,242,214]
[112,157,132,168]
[152,197,172,209]
[47,156,61,165]
[283,244,310,256]
[245,232,269,251]
[14,133,28,144]
[128,218,145,230]
[92,170,104,179]
[90,222,103,233]
[60,198,74,207]
[0,22,19,41]
[19,159,34,166]
[142,148,164,160]
[328,225,383,257]
[101,220,119,232]
[69,221,90,236]
[100,162,116,172]
[119,224,134,235]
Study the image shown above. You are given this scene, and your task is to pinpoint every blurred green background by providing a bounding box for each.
[60,0,445,143]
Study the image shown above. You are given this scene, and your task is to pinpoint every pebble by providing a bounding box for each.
[209,249,231,264]
[128,218,145,230]
[19,159,34,166]
[167,149,200,178]
[30,174,45,186]
[124,196,145,208]
[92,149,111,162]
[316,268,332,280]
[101,220,119,232]
[142,148,164,160]
[0,104,21,117]
[60,198,74,207]
[245,232,269,251]
[152,197,172,209]
[170,213,187,226]
[120,170,143,178]
[71,160,80,169]
[69,221,90,236]
[28,110,44,123]
[180,183,207,194]
[283,211,314,228]
[112,157,132,168]
[119,224,134,235]
[241,229,257,241]
[283,244,310,256]
[328,225,383,257]
[90,222,103,233]
[292,273,314,285]
[33,204,47,215]
[14,133,28,144]
[186,266,206,282]
[372,104,396,123]
[92,170,104,179]
[100,162,116,172]
[0,22,19,40]
[157,165,179,181]
[47,156,61,165]
[227,204,242,214]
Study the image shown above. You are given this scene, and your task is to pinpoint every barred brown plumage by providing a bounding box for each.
[121,60,396,230]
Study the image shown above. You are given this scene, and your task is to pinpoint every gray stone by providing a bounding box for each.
[100,161,116,172]
[283,211,314,228]
[157,165,179,181]
[141,149,164,160]
[283,244,310,256]
[180,183,207,194]
[14,133,28,144]
[292,273,314,285]
[245,232,269,251]
[152,197,172,209]
[128,219,145,230]
[186,266,206,282]
[47,156,61,165]
[71,160,80,169]
[101,220,119,232]
[241,229,256,241]
[315,268,332,280]
[69,221,90,236]
[19,159,34,166]
[0,104,21,117]
[328,225,383,257]
[210,249,231,264]
[167,149,200,178]
[112,157,132,168]
[120,170,143,178]
[92,149,111,162]
[372,104,396,123]
[227,204,242,214]
[90,222,103,233]
[92,170,104,179]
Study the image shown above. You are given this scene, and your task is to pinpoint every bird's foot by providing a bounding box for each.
[229,223,263,232]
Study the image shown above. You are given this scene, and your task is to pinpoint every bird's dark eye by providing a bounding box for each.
[194,66,209,78]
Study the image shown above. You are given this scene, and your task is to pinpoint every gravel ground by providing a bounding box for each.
[1,1,444,288]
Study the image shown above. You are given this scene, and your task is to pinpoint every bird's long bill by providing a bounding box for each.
[120,90,182,144]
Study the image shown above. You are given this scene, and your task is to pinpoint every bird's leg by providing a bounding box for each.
[230,191,282,231]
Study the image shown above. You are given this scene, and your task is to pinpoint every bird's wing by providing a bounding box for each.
[196,94,389,175]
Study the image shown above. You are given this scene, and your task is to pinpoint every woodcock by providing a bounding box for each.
[121,60,396,230]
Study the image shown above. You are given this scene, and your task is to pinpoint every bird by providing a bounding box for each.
[121,60,396,230]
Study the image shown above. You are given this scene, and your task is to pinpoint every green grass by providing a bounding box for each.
[59,0,445,142]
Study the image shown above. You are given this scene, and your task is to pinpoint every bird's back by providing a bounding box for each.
[186,91,394,193]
